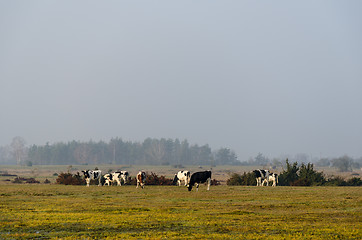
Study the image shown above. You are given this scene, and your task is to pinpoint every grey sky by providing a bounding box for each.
[1,1,361,161]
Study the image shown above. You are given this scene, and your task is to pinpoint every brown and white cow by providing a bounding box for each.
[136,171,146,189]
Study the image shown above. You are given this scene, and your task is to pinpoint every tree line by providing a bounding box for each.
[1,137,240,166]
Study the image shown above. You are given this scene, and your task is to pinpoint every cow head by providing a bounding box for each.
[82,170,90,179]
[173,174,178,185]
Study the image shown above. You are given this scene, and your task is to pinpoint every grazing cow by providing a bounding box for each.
[103,173,114,186]
[188,171,211,191]
[266,173,278,187]
[118,171,129,184]
[173,170,191,186]
[136,171,146,189]
[104,171,129,186]
[253,169,269,186]
[82,170,102,187]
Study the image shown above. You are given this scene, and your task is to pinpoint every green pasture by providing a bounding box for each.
[0,184,361,239]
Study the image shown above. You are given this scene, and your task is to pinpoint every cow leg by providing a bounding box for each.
[178,180,181,186]
[86,178,90,187]
[116,179,121,186]
[98,178,102,186]
[262,179,267,186]
[207,178,211,190]
[196,183,199,192]
[121,176,126,185]
[272,179,276,187]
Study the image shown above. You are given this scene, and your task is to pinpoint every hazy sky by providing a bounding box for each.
[1,1,361,161]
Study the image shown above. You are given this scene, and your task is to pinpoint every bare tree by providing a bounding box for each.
[145,140,165,164]
[74,144,91,165]
[10,136,26,165]
[332,155,354,172]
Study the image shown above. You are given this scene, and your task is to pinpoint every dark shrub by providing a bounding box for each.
[324,176,362,186]
[56,172,85,185]
[44,179,51,184]
[279,159,299,186]
[211,179,220,186]
[226,172,256,186]
[227,173,243,186]
[146,172,173,185]
[12,177,24,183]
[325,176,347,186]
[0,171,17,177]
[346,177,362,186]
[25,178,40,184]
[130,176,137,186]
[12,177,40,184]
[129,172,174,186]
[297,163,326,186]
[279,160,326,186]
[291,179,310,186]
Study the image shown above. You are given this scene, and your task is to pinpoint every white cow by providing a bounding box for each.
[173,170,191,186]
[266,173,278,187]
[81,170,102,187]
[104,171,129,186]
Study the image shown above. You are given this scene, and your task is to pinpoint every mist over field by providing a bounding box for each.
[1,1,362,162]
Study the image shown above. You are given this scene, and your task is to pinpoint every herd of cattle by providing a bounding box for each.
[81,169,278,191]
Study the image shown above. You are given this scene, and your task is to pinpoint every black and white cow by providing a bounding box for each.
[253,169,269,186]
[266,172,278,187]
[82,170,102,187]
[173,170,191,186]
[118,171,129,185]
[136,171,146,189]
[103,173,114,186]
[104,171,129,186]
[188,171,211,191]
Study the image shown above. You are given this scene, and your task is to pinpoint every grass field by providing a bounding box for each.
[0,184,361,239]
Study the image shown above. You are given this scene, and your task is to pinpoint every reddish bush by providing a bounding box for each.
[12,177,25,183]
[12,177,40,184]
[25,178,40,184]
[211,179,221,186]
[56,172,85,185]
[44,179,51,184]
[129,172,174,186]
[146,172,174,185]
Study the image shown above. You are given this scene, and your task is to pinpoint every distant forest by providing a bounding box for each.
[1,137,362,172]
[0,137,240,166]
